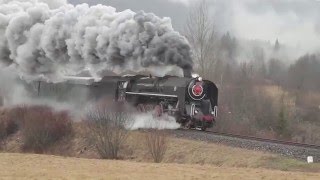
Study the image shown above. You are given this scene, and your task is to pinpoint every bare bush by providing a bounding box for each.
[8,105,28,126]
[86,103,131,159]
[145,130,168,163]
[0,119,6,141]
[21,106,72,153]
[0,108,19,141]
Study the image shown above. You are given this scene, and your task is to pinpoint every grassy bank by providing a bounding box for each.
[0,153,319,180]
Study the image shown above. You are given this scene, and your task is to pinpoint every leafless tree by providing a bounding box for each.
[185,0,216,78]
[0,95,3,106]
[86,104,131,159]
[145,130,168,163]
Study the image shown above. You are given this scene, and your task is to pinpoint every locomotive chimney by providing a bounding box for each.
[183,67,192,78]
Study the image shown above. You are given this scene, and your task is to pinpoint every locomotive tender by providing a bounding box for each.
[32,74,218,130]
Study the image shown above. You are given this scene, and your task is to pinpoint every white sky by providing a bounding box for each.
[68,0,320,52]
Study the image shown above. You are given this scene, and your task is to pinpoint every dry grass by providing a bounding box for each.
[0,153,319,180]
[2,122,320,173]
[124,132,320,172]
[260,84,320,110]
[299,92,320,108]
[257,85,295,108]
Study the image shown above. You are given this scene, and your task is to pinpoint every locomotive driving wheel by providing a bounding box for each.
[201,126,207,131]
[154,105,163,117]
[137,104,164,117]
[185,119,194,129]
[137,104,146,112]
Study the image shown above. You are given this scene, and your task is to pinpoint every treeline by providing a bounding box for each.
[208,33,320,144]
[186,0,320,144]
[210,33,320,93]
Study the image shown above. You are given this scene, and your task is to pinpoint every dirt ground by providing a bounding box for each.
[0,153,319,180]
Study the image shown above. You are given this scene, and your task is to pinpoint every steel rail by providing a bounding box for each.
[203,130,320,150]
[177,128,320,150]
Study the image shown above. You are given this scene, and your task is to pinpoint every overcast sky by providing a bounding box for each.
[68,0,191,30]
[68,0,320,52]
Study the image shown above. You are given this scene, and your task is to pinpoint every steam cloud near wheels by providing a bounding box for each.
[0,0,193,81]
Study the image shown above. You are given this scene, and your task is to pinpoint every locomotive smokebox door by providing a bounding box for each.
[117,81,128,101]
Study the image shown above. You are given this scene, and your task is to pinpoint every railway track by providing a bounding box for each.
[173,129,320,162]
[203,130,320,150]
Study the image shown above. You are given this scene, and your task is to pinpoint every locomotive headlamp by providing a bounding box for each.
[195,110,199,114]
[198,77,203,81]
[211,111,214,115]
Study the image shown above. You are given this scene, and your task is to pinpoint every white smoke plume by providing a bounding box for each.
[0,68,89,120]
[130,112,180,130]
[0,0,193,81]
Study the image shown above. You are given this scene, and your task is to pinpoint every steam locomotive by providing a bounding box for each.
[31,74,218,131]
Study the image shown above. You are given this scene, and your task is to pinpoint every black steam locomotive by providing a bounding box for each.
[32,74,218,130]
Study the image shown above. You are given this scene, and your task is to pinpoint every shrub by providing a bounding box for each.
[145,130,168,163]
[0,120,6,141]
[8,105,28,126]
[86,103,131,159]
[0,109,19,141]
[21,106,72,153]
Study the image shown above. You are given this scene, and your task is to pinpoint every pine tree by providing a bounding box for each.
[276,93,290,138]
[274,39,280,52]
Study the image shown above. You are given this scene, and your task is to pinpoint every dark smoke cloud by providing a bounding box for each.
[0,0,193,81]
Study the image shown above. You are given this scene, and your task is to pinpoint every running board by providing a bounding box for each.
[126,92,178,98]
